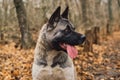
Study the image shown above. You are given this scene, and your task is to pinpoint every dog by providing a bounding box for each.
[32,6,86,80]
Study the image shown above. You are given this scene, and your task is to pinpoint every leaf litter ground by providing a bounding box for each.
[0,32,120,80]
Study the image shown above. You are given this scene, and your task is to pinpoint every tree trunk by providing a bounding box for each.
[3,0,8,26]
[92,27,100,45]
[13,0,34,49]
[84,29,93,52]
[118,0,120,7]
[74,0,81,18]
[108,0,113,21]
[80,0,87,23]
[117,0,120,30]
[107,0,113,35]
[94,0,101,26]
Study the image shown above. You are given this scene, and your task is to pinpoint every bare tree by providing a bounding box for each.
[107,0,113,34]
[118,0,120,7]
[13,0,34,49]
[108,0,113,22]
[2,0,9,26]
[80,0,87,24]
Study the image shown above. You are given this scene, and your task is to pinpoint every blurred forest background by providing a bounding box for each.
[0,0,120,80]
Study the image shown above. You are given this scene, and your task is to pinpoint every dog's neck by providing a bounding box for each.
[35,38,68,68]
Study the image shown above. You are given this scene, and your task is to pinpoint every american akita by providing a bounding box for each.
[32,6,86,80]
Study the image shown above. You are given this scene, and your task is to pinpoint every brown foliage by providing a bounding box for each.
[0,32,120,80]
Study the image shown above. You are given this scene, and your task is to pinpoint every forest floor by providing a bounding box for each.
[75,31,120,80]
[0,31,120,80]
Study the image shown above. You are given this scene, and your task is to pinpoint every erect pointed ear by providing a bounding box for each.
[48,6,61,25]
[61,6,69,19]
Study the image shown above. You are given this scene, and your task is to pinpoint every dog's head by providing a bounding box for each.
[44,6,85,58]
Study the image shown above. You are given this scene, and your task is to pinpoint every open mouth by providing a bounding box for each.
[60,43,78,59]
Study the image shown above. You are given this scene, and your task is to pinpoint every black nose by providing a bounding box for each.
[81,35,86,40]
[78,35,86,44]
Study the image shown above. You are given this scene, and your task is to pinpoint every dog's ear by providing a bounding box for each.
[48,6,61,25]
[61,6,69,19]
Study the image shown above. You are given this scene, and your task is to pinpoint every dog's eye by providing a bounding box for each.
[65,29,69,32]
[64,25,71,33]
[73,27,75,30]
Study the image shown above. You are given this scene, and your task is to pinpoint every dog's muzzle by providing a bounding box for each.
[51,31,86,59]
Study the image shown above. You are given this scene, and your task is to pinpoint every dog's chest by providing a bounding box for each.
[33,51,77,80]
[32,57,76,80]
[46,50,57,65]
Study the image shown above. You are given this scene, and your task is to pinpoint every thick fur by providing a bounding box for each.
[32,24,77,80]
[32,6,85,80]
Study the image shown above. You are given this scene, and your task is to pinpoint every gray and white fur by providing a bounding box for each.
[32,6,85,80]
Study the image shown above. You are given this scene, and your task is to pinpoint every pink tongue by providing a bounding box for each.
[66,45,78,59]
